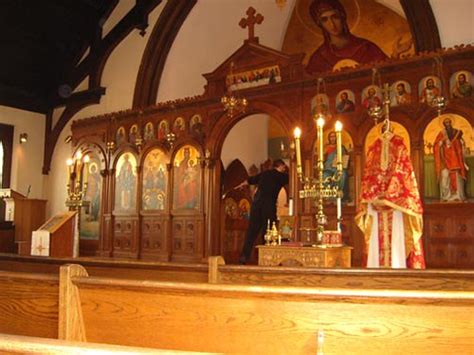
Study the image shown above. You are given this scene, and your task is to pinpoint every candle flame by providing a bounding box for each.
[335,121,343,132]
[293,127,301,138]
[316,116,325,127]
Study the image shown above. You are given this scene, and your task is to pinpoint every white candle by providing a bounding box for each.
[335,121,343,171]
[316,116,325,162]
[66,159,73,181]
[288,198,293,216]
[293,127,302,172]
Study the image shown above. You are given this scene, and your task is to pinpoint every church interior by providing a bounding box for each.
[0,0,473,353]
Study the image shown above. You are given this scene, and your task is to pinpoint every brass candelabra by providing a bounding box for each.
[294,115,344,244]
[65,151,90,211]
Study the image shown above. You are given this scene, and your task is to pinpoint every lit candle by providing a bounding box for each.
[316,115,325,163]
[66,158,73,177]
[293,127,302,174]
[335,121,343,171]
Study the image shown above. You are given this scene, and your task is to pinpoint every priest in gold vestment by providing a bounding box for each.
[356,130,425,269]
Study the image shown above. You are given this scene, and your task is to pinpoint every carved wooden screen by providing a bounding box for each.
[113,152,138,258]
[80,151,102,240]
[141,148,169,260]
[171,145,203,262]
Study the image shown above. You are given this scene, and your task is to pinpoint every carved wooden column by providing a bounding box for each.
[99,167,114,257]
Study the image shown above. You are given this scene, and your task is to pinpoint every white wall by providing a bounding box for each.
[157,0,296,102]
[0,106,45,199]
[221,114,269,171]
[430,0,474,48]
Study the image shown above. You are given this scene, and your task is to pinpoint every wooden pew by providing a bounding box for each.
[0,333,210,354]
[208,256,474,290]
[0,271,58,338]
[60,264,474,354]
[0,253,208,282]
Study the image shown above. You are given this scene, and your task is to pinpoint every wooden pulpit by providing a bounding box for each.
[31,211,77,257]
[0,189,47,255]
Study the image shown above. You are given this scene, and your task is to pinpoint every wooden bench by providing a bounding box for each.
[208,256,474,290]
[0,253,208,282]
[0,333,209,354]
[60,263,474,354]
[0,271,59,339]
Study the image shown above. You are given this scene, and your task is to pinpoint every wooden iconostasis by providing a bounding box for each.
[71,40,474,267]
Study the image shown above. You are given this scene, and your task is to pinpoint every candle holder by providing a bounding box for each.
[65,151,90,211]
[294,114,344,245]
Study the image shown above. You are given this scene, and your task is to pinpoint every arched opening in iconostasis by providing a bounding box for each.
[69,142,107,256]
[423,113,474,203]
[220,113,289,264]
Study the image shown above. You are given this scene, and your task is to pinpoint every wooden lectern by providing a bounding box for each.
[31,211,77,257]
[0,188,47,255]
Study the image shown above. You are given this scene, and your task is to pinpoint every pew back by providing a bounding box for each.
[0,271,58,338]
[0,333,211,354]
[62,264,474,354]
[209,256,474,290]
[0,253,208,282]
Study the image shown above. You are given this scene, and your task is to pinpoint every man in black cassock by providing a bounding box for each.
[236,159,289,264]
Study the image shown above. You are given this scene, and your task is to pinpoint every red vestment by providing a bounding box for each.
[355,133,425,269]
[307,34,388,74]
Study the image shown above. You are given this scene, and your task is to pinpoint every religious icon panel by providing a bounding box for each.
[418,75,441,106]
[361,85,382,109]
[144,122,154,142]
[390,80,412,106]
[142,148,168,211]
[116,126,126,145]
[157,120,169,141]
[335,90,356,113]
[172,145,201,210]
[423,114,474,203]
[80,151,102,240]
[282,0,414,74]
[450,71,473,99]
[114,153,137,211]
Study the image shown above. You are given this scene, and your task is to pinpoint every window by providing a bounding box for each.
[0,124,13,188]
[0,141,3,186]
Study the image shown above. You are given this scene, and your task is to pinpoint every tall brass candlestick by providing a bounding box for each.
[293,127,302,178]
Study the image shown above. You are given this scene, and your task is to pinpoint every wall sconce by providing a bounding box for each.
[19,133,28,144]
